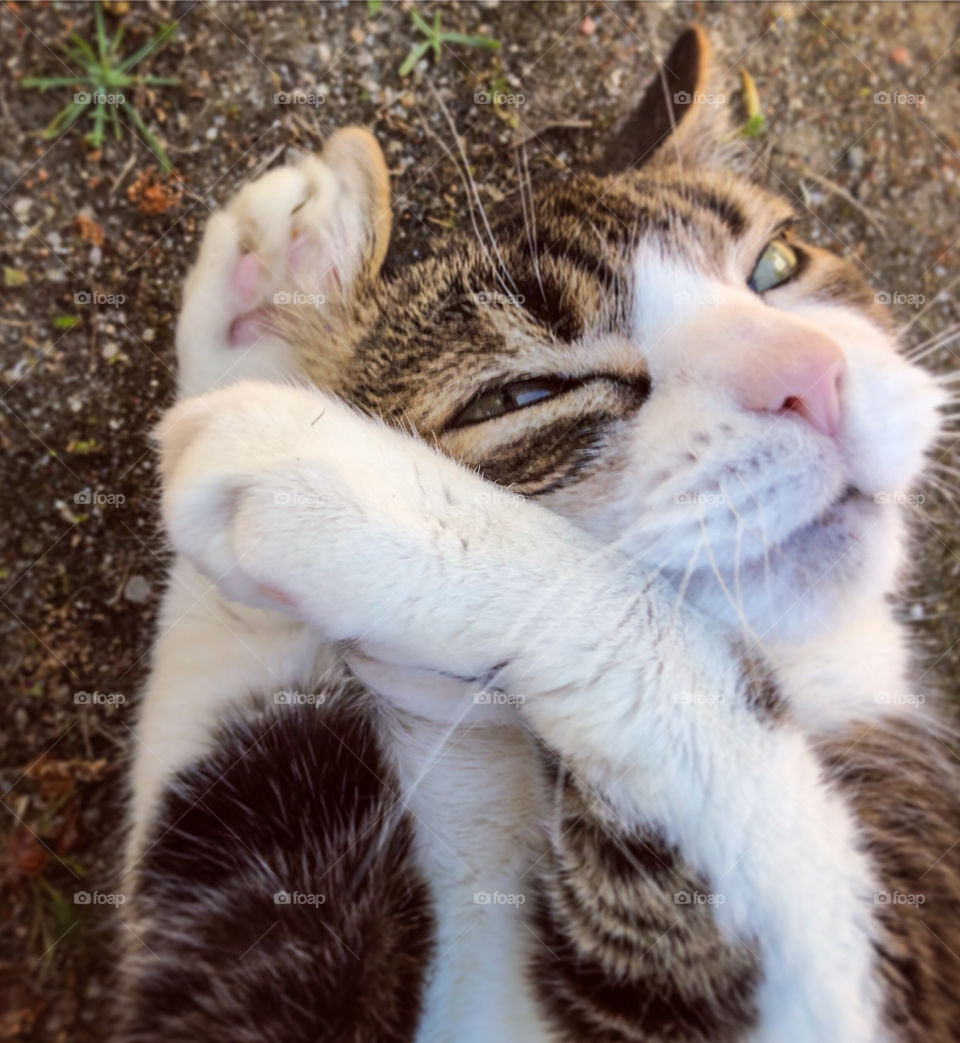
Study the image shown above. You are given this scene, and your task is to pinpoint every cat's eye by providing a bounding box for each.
[449,376,581,428]
[749,239,799,293]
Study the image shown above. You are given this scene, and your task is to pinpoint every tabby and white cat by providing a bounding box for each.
[120,28,960,1043]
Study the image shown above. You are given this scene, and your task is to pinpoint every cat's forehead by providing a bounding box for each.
[350,167,797,404]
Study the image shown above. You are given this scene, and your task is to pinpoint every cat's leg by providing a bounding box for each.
[174,127,389,398]
[122,136,437,1042]
[157,379,889,1043]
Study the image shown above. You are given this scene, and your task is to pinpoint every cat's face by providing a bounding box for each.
[301,29,943,645]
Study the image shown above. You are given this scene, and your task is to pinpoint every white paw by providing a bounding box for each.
[156,381,489,675]
[175,128,391,397]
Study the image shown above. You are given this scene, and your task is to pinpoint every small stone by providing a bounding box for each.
[141,328,156,343]
[579,15,597,36]
[102,342,118,360]
[124,576,152,603]
[890,46,910,65]
[847,145,865,170]
[205,126,218,141]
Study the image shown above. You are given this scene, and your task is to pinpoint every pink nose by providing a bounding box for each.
[726,326,846,437]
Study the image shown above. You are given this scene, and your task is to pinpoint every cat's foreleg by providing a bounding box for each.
[158,379,888,1042]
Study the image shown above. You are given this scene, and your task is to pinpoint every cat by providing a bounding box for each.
[118,27,960,1043]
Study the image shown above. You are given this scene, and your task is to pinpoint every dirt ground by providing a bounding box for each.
[1,1,958,1039]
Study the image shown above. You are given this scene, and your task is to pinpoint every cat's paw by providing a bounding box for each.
[157,380,482,673]
[176,128,390,396]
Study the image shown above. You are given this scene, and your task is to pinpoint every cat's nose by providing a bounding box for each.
[728,329,846,437]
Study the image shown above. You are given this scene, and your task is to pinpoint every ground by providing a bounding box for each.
[0,1,958,1039]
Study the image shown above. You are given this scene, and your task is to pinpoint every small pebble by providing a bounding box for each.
[580,16,597,36]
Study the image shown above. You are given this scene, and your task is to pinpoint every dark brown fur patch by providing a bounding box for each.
[118,696,434,1043]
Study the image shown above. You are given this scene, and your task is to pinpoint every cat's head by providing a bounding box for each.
[293,27,944,645]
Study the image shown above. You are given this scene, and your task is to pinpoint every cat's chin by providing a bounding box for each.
[670,492,904,645]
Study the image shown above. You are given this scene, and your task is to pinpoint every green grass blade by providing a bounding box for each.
[409,9,434,39]
[94,1,108,60]
[126,102,172,172]
[22,76,86,89]
[67,32,98,65]
[41,99,89,139]
[109,102,122,140]
[441,33,501,49]
[85,95,106,147]
[399,38,431,76]
[117,21,177,75]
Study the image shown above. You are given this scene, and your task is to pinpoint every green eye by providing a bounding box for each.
[450,376,579,428]
[749,239,799,293]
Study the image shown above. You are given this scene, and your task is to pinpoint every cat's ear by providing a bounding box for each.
[300,126,392,292]
[595,25,726,174]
